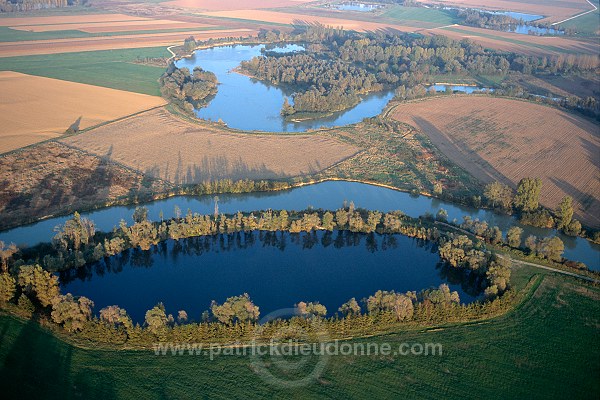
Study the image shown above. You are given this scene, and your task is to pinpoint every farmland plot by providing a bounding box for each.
[391,96,600,228]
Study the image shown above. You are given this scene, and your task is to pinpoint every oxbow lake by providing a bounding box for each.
[2,181,598,270]
[174,44,395,132]
[443,7,563,35]
[60,231,480,323]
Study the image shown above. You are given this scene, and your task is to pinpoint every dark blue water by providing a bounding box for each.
[60,231,479,323]
[2,181,598,269]
[174,44,394,132]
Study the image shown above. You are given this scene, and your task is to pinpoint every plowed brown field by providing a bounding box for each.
[10,20,211,33]
[61,108,359,184]
[200,9,416,32]
[165,0,314,11]
[390,96,600,228]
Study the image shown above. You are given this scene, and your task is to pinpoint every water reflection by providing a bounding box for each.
[3,181,599,270]
[174,44,394,132]
[60,231,482,323]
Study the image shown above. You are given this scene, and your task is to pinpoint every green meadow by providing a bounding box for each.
[0,47,169,95]
[0,266,598,399]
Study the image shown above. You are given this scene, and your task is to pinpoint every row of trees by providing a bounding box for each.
[0,259,467,339]
[483,178,585,236]
[1,205,587,344]
[0,0,83,12]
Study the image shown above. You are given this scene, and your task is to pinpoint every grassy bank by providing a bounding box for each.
[0,268,598,399]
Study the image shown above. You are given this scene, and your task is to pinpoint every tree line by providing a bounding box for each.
[0,0,84,12]
[1,202,587,346]
[482,177,597,242]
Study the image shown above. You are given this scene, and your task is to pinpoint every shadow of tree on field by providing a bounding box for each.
[0,318,118,399]
[578,136,600,167]
[549,177,600,229]
[144,154,298,185]
[410,116,512,187]
[68,116,83,133]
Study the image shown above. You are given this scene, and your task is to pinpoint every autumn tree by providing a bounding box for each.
[338,298,361,316]
[210,293,259,325]
[51,293,94,332]
[280,97,295,116]
[556,196,574,230]
[53,212,95,252]
[100,305,133,331]
[145,303,168,335]
[525,235,538,255]
[483,182,513,209]
[514,178,542,212]
[418,284,460,305]
[183,36,196,53]
[366,290,415,321]
[484,256,511,299]
[506,226,523,248]
[17,265,60,307]
[177,310,189,324]
[296,301,327,318]
[0,241,18,273]
[538,237,564,262]
[0,273,16,304]
[322,211,335,230]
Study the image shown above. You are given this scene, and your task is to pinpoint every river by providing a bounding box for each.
[2,181,598,270]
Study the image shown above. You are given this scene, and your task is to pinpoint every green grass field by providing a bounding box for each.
[558,1,600,35]
[0,47,169,95]
[0,26,94,42]
[0,267,598,399]
[383,5,459,26]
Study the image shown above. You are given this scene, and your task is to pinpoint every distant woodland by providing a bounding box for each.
[235,26,599,117]
[0,0,84,12]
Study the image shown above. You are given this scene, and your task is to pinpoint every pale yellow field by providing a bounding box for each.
[0,71,166,153]
[10,20,211,33]
[0,13,145,26]
[62,108,360,184]
[391,96,600,227]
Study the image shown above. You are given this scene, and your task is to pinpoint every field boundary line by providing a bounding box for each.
[552,0,598,25]
[510,258,600,284]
